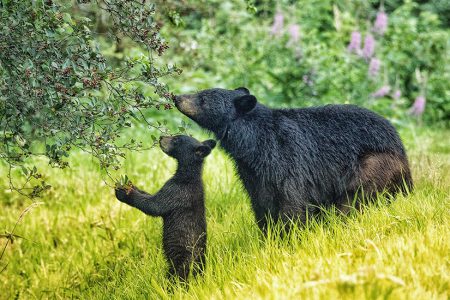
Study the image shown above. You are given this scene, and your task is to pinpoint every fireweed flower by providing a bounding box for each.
[410,95,426,116]
[368,58,381,78]
[287,24,300,45]
[393,89,401,100]
[374,10,388,35]
[363,34,375,59]
[371,85,391,98]
[270,12,284,36]
[347,31,362,54]
[302,74,313,86]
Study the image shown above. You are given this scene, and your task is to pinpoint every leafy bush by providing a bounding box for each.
[0,0,180,197]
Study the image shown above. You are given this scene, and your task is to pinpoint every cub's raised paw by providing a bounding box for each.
[115,187,133,203]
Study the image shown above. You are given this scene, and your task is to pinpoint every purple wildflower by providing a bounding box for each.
[392,89,401,100]
[368,58,381,78]
[302,74,313,86]
[363,34,375,59]
[410,95,426,116]
[287,24,301,45]
[270,12,284,36]
[347,31,362,54]
[371,85,391,98]
[374,10,388,35]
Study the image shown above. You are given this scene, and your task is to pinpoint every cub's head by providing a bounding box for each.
[174,87,257,134]
[159,135,216,164]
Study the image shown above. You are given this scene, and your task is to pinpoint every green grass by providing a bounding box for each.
[1,127,449,299]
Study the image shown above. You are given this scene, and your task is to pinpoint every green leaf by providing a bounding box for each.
[62,13,72,24]
[128,111,140,122]
[63,24,74,35]
[21,166,28,176]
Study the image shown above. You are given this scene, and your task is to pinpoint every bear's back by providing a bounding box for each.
[273,104,405,157]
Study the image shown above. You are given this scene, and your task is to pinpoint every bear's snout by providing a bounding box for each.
[159,136,173,153]
[174,94,199,118]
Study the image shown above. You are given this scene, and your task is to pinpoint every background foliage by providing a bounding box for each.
[1,0,449,195]
[161,0,449,124]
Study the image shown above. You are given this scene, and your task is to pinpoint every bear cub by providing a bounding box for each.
[115,135,216,281]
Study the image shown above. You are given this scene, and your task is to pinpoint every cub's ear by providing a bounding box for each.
[234,95,257,114]
[202,139,216,150]
[195,145,212,158]
[235,87,250,95]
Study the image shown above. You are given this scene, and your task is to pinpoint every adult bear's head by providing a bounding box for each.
[174,87,257,134]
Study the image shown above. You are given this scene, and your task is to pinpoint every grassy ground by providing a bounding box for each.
[0,126,449,299]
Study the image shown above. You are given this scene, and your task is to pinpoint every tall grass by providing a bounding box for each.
[0,127,449,299]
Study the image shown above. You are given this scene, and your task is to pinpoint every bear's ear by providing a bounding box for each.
[235,87,250,95]
[202,139,216,150]
[234,95,257,114]
[195,145,212,158]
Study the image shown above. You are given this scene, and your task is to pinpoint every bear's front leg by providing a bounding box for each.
[115,185,182,217]
[115,187,134,205]
[246,185,280,235]
[115,185,151,206]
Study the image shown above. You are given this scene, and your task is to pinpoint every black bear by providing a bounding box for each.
[174,87,413,232]
[115,135,216,281]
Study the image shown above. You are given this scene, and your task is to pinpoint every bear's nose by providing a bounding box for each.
[159,136,172,150]
[159,136,171,143]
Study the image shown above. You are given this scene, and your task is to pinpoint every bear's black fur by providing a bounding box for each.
[175,88,413,232]
[115,135,216,281]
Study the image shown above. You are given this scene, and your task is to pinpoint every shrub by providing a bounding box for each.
[0,0,180,197]
[164,0,449,126]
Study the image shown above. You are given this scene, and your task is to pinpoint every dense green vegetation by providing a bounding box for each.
[1,1,450,196]
[1,128,449,299]
[159,0,450,124]
[1,0,449,299]
[0,0,179,197]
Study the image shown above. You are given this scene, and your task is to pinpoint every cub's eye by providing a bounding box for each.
[199,98,206,107]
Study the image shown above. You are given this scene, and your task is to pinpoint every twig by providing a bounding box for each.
[0,202,44,273]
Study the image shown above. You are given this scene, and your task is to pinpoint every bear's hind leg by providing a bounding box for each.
[166,249,192,282]
[167,260,190,282]
[337,152,413,212]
